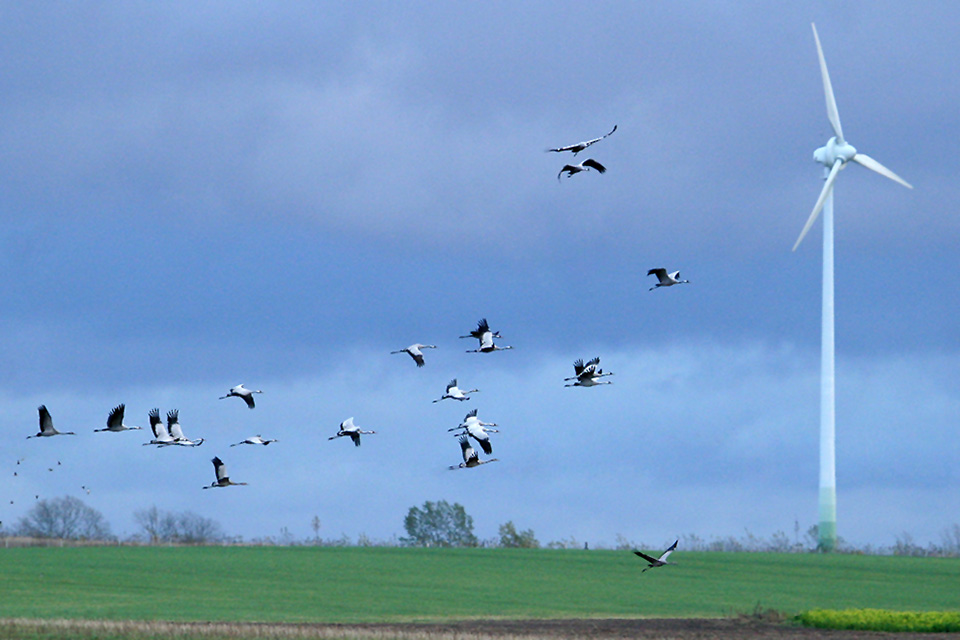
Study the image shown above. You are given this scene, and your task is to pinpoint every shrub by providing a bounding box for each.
[798,609,960,632]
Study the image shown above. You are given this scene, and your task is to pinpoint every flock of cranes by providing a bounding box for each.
[13,125,685,572]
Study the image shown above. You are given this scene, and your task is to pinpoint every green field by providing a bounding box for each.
[0,547,957,623]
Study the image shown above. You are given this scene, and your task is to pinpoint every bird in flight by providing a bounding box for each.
[143,408,176,446]
[167,410,204,447]
[391,343,436,367]
[28,406,75,438]
[219,384,263,409]
[647,268,690,291]
[95,404,142,433]
[558,158,606,181]
[230,435,278,447]
[329,417,376,447]
[203,457,248,489]
[633,539,678,572]
[463,319,513,353]
[449,434,498,470]
[448,409,499,455]
[433,379,479,403]
[564,357,614,387]
[460,318,501,343]
[547,125,617,155]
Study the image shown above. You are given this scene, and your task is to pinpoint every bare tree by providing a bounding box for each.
[16,496,112,540]
[134,506,223,544]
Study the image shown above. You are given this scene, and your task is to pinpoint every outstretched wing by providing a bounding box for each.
[572,359,586,376]
[659,539,679,561]
[212,457,227,482]
[648,268,667,283]
[582,158,606,173]
[107,404,125,429]
[458,434,475,462]
[148,408,165,438]
[38,405,53,433]
[633,550,658,564]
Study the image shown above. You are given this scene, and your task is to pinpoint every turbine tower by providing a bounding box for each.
[793,24,912,552]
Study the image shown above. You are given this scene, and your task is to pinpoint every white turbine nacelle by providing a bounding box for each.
[794,24,911,254]
[813,137,857,168]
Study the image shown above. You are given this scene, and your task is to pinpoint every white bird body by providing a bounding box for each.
[143,408,176,446]
[230,435,277,447]
[391,343,436,367]
[27,406,76,438]
[95,404,142,432]
[558,158,606,181]
[166,409,204,447]
[329,417,376,447]
[449,434,499,470]
[547,125,617,155]
[433,379,479,403]
[203,456,247,489]
[219,384,263,409]
[452,422,498,455]
[463,320,512,353]
[448,409,499,454]
[647,268,690,290]
[633,539,678,572]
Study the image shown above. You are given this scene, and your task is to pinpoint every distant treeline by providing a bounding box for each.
[4,496,960,557]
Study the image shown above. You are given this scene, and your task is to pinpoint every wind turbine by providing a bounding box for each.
[794,24,912,552]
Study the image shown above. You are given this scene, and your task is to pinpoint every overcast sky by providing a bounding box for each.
[1,1,957,549]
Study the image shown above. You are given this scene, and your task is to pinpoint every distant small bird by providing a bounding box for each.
[81,485,90,494]
[558,158,606,181]
[167,410,204,447]
[329,417,376,447]
[433,379,479,403]
[647,268,690,290]
[449,434,499,470]
[564,357,614,387]
[633,539,678,572]
[546,125,617,155]
[219,384,262,409]
[391,343,436,367]
[230,435,278,447]
[203,457,247,489]
[94,404,142,432]
[27,406,76,438]
[143,408,176,446]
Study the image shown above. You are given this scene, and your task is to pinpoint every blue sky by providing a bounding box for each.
[1,2,957,548]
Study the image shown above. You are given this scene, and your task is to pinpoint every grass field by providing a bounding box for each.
[0,546,958,623]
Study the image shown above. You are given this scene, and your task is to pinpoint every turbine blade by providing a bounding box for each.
[852,153,913,189]
[812,23,844,143]
[793,159,843,252]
